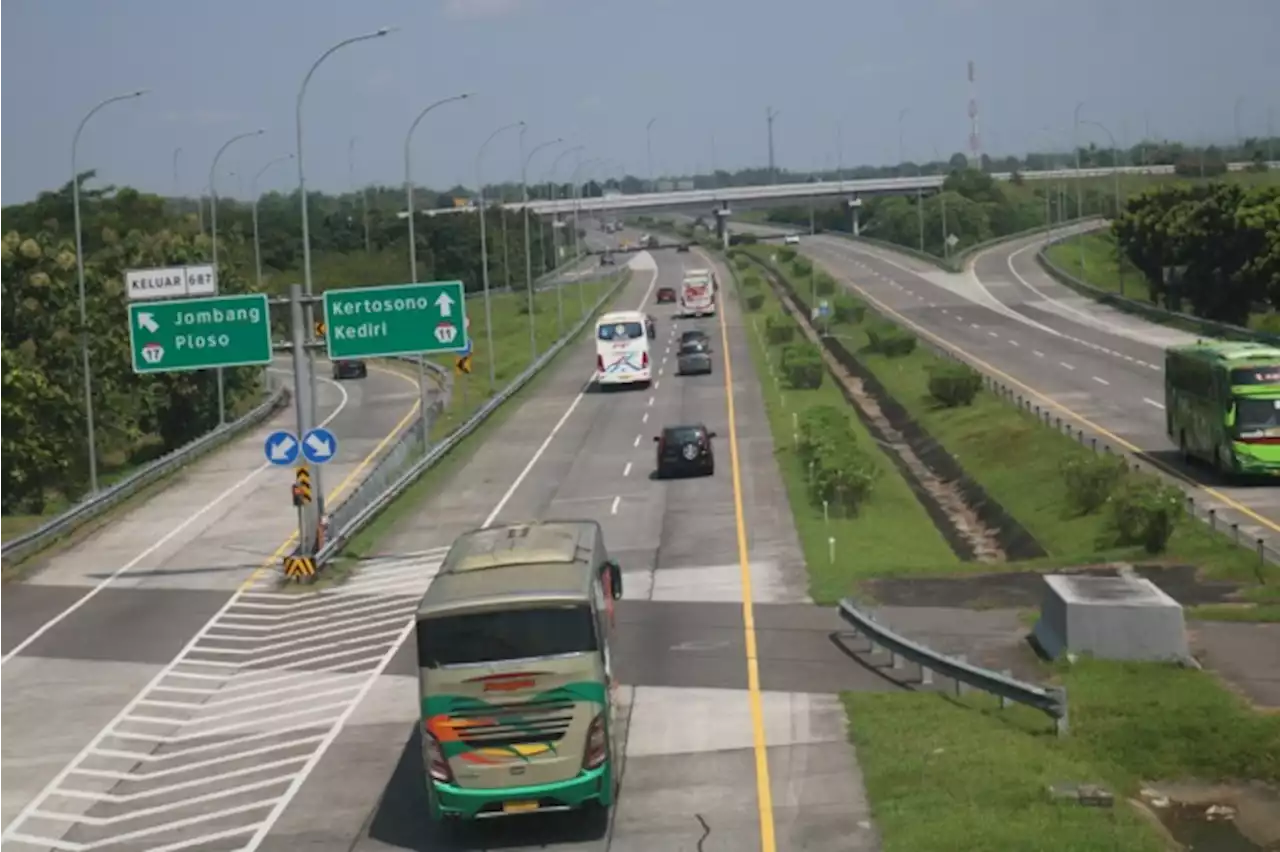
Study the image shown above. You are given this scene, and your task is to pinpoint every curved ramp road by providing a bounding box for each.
[0,357,423,836]
[2,249,887,852]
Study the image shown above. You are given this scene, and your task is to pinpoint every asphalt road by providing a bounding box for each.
[0,241,889,851]
[0,355,423,838]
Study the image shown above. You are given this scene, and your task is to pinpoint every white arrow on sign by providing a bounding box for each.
[138,312,159,333]
[435,292,456,317]
[269,435,297,462]
[305,432,333,459]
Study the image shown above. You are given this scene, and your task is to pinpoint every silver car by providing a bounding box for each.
[676,338,712,375]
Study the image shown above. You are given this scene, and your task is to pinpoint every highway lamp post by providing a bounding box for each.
[547,145,585,332]
[198,184,208,235]
[349,137,371,255]
[72,88,148,494]
[251,154,295,289]
[295,27,395,530]
[522,136,564,363]
[646,117,657,192]
[1072,101,1085,274]
[210,129,265,427]
[404,93,473,409]
[476,120,526,392]
[898,108,925,253]
[572,156,605,320]
[1081,118,1125,295]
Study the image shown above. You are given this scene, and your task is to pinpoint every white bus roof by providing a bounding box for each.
[683,268,712,278]
[598,310,647,324]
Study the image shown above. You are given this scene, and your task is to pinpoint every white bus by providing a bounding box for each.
[680,269,716,317]
[595,310,652,388]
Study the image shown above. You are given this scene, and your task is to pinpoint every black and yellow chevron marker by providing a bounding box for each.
[283,554,316,579]
[292,466,312,506]
[455,354,472,375]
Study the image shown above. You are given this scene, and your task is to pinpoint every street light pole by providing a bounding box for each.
[251,154,295,290]
[348,137,371,255]
[522,136,564,363]
[1073,101,1085,274]
[210,129,265,427]
[646,117,657,191]
[547,145,585,334]
[295,27,395,528]
[476,120,526,392]
[72,88,147,494]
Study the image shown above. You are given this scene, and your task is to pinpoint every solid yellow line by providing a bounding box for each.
[717,290,778,852]
[836,270,1280,534]
[236,364,426,591]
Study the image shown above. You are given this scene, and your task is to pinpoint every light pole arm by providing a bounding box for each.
[210,130,265,201]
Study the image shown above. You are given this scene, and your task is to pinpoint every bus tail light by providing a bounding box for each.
[583,712,608,769]
[423,730,455,783]
[596,355,604,373]
[641,351,649,368]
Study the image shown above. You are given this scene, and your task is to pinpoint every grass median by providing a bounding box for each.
[728,247,1280,851]
[341,273,627,560]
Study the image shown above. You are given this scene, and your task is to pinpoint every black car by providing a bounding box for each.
[676,338,712,375]
[676,243,690,253]
[679,330,710,350]
[654,424,716,478]
[332,359,368,379]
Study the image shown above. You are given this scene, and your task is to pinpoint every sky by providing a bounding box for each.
[2,0,1278,204]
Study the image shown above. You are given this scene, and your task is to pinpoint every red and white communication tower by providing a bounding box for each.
[968,60,982,170]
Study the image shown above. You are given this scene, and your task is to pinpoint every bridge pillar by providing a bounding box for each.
[715,206,732,250]
[847,197,863,237]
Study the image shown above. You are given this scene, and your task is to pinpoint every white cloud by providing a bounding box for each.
[442,0,527,20]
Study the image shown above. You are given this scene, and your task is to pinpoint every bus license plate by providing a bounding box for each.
[503,800,539,814]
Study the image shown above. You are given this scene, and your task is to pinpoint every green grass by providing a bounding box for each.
[340,273,629,561]
[741,246,1278,597]
[731,268,959,603]
[843,657,1280,852]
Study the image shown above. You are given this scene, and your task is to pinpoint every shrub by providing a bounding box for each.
[734,255,751,271]
[742,272,762,290]
[814,273,836,297]
[831,294,866,324]
[927,363,983,408]
[796,405,878,513]
[777,247,797,263]
[1107,476,1184,553]
[1060,454,1128,515]
[780,342,824,389]
[744,292,765,312]
[866,322,917,357]
[792,257,813,277]
[765,315,795,345]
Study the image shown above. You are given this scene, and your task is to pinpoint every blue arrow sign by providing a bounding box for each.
[265,431,300,466]
[302,427,338,464]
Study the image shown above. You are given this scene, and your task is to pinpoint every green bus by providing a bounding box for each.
[414,520,623,823]
[1165,340,1280,477]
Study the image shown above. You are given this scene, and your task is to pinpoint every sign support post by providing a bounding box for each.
[290,283,320,554]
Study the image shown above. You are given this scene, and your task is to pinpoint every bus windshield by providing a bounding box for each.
[1231,366,1280,386]
[416,605,599,668]
[598,322,644,341]
[1236,397,1280,438]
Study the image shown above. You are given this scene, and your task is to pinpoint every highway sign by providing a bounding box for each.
[265,431,300,466]
[323,280,468,359]
[946,233,960,248]
[817,299,831,318]
[455,354,472,375]
[128,293,272,374]
[302,427,338,464]
[126,264,218,301]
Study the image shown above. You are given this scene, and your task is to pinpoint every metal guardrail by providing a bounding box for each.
[314,265,631,566]
[1035,233,1280,346]
[838,598,1070,735]
[1,379,291,566]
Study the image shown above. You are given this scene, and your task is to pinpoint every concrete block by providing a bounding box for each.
[1032,574,1191,663]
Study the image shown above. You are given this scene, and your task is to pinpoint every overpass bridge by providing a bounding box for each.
[422,161,1272,219]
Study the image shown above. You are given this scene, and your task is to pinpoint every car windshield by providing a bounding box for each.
[681,332,708,344]
[679,340,707,354]
[598,322,645,341]
[416,605,598,668]
[664,426,704,444]
[1236,397,1280,438]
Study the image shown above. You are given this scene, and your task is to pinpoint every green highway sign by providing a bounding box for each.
[128,293,272,374]
[323,280,469,359]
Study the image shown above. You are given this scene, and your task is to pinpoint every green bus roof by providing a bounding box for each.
[1167,340,1280,364]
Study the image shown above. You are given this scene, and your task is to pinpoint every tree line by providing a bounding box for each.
[0,173,576,517]
[1112,182,1280,325]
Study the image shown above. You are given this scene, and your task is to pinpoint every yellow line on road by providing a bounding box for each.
[237,364,427,591]
[837,270,1280,534]
[717,282,778,852]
